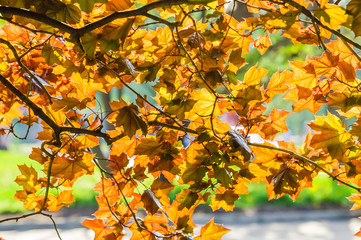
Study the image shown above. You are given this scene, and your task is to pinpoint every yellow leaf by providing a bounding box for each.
[254,35,272,55]
[50,154,95,180]
[15,165,42,193]
[209,187,239,211]
[266,70,292,99]
[261,108,290,140]
[190,89,221,119]
[308,115,353,160]
[347,0,361,36]
[314,4,348,30]
[195,218,230,240]
[106,0,134,11]
[76,135,99,148]
[244,65,268,86]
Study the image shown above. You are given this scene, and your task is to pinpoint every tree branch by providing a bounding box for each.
[148,120,198,134]
[0,74,61,142]
[248,142,361,193]
[284,0,361,51]
[0,74,125,146]
[0,0,188,38]
[0,7,77,34]
[0,38,53,103]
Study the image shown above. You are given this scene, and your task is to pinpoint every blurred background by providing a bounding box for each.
[2,3,361,239]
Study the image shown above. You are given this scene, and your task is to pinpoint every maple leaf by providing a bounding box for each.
[244,65,268,87]
[110,136,140,157]
[266,70,292,99]
[94,178,121,205]
[108,153,130,170]
[195,218,230,240]
[254,35,272,54]
[266,164,301,200]
[15,165,42,193]
[347,193,361,210]
[1,23,27,41]
[135,136,164,157]
[109,100,147,137]
[329,92,361,114]
[209,186,239,211]
[347,0,361,36]
[47,190,75,211]
[29,148,48,164]
[76,135,99,148]
[151,177,175,206]
[314,4,349,30]
[3,1,361,239]
[190,88,221,119]
[283,86,326,113]
[82,219,114,240]
[308,115,353,160]
[106,0,134,11]
[261,108,290,140]
[50,154,95,180]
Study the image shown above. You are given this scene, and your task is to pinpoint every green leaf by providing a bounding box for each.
[214,166,232,188]
[80,33,98,58]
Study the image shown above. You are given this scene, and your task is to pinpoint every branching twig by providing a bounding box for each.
[148,120,198,134]
[95,59,186,130]
[0,0,188,38]
[0,16,62,37]
[249,142,361,192]
[0,38,53,103]
[175,26,217,96]
[284,0,361,51]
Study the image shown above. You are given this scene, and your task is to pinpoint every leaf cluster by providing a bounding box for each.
[0,0,361,239]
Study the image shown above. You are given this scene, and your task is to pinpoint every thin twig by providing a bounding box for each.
[175,26,217,96]
[95,58,186,130]
[0,38,53,103]
[249,142,361,192]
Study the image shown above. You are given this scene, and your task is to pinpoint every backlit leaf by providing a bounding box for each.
[196,218,230,240]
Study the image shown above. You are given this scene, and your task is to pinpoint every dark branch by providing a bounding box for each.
[0,7,77,34]
[0,74,125,146]
[148,120,198,134]
[0,74,61,139]
[0,0,188,38]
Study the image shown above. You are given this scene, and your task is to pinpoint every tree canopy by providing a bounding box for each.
[1,0,361,239]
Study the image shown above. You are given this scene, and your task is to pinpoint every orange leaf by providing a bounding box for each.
[94,178,121,205]
[283,86,326,113]
[347,193,361,210]
[47,190,75,211]
[15,165,42,193]
[50,154,95,180]
[110,136,139,157]
[261,108,290,140]
[309,115,353,160]
[209,186,239,211]
[266,70,292,99]
[2,23,27,41]
[106,0,134,11]
[354,228,361,237]
[29,148,48,164]
[109,100,147,137]
[244,65,268,86]
[76,135,99,148]
[196,218,230,240]
[82,219,114,240]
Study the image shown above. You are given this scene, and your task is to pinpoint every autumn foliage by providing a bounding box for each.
[1,0,361,239]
